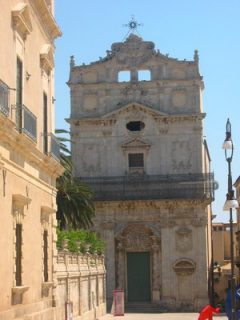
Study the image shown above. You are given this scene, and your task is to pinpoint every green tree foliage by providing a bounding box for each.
[57,229,105,254]
[55,129,95,229]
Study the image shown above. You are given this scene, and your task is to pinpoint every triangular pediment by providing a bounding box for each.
[102,102,168,119]
[12,3,32,39]
[121,137,151,150]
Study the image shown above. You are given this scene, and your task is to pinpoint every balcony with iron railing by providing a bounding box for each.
[43,133,60,161]
[16,104,37,142]
[80,173,215,202]
[0,79,10,117]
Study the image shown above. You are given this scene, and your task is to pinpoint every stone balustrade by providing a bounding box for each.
[54,251,106,320]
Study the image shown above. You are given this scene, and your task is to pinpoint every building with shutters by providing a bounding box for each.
[0,1,63,319]
[68,33,215,311]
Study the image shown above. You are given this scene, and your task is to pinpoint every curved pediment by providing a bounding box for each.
[86,33,195,68]
[173,258,196,276]
[102,102,168,119]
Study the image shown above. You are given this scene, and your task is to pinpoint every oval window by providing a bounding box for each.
[126,121,145,131]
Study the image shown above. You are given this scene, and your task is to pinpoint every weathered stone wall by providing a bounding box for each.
[54,252,106,320]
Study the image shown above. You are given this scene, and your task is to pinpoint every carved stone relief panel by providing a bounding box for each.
[83,94,98,112]
[171,140,192,171]
[82,71,97,83]
[172,90,187,108]
[171,68,186,80]
[173,259,196,276]
[81,143,101,174]
[175,227,192,252]
[118,224,154,251]
[113,35,154,67]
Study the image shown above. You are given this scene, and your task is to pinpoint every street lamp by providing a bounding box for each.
[222,118,239,320]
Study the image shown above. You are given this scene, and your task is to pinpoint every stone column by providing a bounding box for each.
[100,221,115,309]
[116,239,125,290]
[151,236,161,303]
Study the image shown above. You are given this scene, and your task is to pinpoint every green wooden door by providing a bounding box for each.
[127,252,151,302]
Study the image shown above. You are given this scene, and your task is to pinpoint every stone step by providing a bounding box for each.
[125,303,168,313]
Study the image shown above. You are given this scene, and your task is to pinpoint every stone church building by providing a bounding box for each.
[68,34,215,311]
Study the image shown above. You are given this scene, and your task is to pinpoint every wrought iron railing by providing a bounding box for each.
[42,133,60,161]
[50,133,60,161]
[16,104,37,141]
[0,79,9,117]
[80,173,215,201]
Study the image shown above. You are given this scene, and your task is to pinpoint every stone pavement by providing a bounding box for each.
[98,313,228,320]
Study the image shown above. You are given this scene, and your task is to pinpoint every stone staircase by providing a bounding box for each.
[125,302,168,313]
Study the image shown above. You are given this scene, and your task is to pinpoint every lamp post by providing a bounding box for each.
[222,118,239,320]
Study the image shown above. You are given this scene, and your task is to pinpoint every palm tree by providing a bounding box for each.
[55,129,95,230]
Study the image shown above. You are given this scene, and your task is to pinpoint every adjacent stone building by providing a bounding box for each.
[68,33,215,311]
[212,222,238,305]
[0,1,63,319]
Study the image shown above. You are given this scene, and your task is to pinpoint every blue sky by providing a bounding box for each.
[54,0,240,222]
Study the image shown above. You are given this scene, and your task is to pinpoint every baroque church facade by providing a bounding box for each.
[68,33,214,311]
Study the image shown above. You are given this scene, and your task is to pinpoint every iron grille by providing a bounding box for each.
[80,173,215,201]
[50,133,60,161]
[16,104,37,141]
[0,79,9,117]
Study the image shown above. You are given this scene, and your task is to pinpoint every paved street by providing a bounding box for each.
[98,313,228,320]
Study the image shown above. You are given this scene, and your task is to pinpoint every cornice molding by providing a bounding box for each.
[68,78,203,89]
[31,0,62,40]
[67,113,205,127]
[94,198,212,210]
[0,115,63,179]
[66,118,117,126]
[12,3,32,39]
[40,44,54,74]
[13,194,32,208]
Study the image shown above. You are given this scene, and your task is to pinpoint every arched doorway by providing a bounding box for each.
[115,224,161,303]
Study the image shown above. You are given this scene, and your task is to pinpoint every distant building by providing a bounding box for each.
[0,1,62,319]
[68,33,215,311]
[212,222,238,305]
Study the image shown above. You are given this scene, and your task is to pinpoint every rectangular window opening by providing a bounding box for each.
[128,153,144,168]
[138,70,151,81]
[118,70,131,82]
[43,230,49,282]
[15,223,22,286]
[43,93,48,154]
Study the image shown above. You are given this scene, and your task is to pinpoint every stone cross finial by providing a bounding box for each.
[123,15,143,38]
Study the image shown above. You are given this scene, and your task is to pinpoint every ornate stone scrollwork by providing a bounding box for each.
[121,224,153,251]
